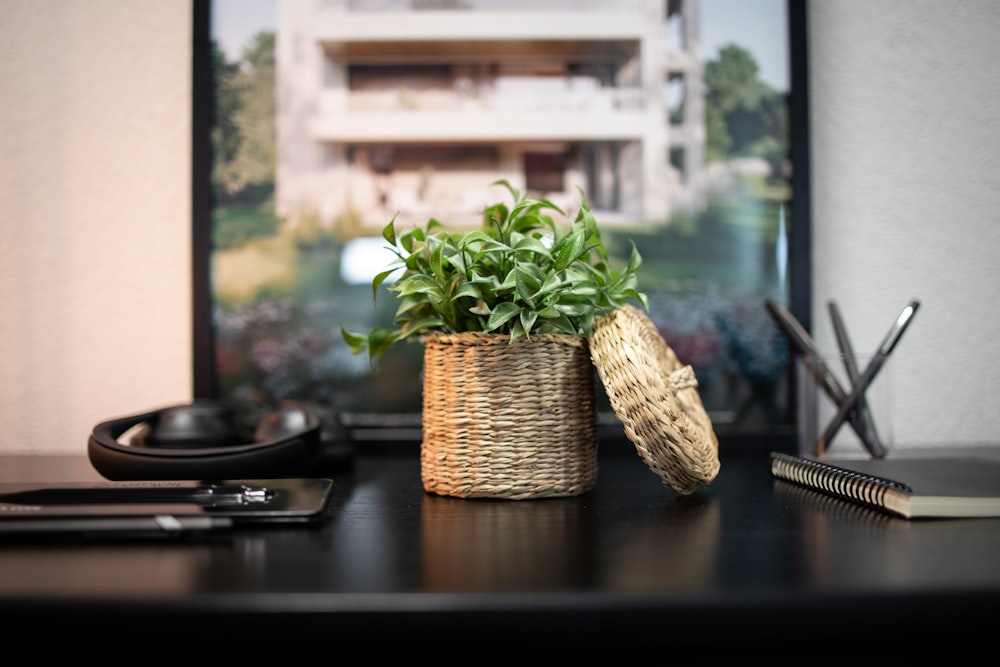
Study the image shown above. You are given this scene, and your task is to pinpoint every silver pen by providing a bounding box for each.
[0,515,233,541]
[0,483,271,506]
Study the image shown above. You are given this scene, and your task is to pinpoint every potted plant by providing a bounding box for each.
[341,179,669,500]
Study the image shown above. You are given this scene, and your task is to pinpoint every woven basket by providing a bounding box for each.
[588,304,720,495]
[421,332,598,500]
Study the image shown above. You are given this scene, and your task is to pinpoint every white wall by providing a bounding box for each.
[808,0,1000,449]
[0,0,997,455]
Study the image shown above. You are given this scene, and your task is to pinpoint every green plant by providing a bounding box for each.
[341,179,649,365]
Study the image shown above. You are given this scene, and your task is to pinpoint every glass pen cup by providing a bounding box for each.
[795,352,893,459]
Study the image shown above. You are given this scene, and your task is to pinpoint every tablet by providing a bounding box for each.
[0,478,335,540]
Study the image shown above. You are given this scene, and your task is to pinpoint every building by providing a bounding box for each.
[275,0,704,232]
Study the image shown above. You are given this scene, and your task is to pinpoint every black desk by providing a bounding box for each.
[1,447,999,654]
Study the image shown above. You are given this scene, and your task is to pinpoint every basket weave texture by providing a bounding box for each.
[421,332,598,500]
[588,304,720,495]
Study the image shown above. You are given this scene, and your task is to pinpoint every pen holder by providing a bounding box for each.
[795,352,893,458]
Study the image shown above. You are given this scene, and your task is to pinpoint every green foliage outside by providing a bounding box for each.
[705,43,788,174]
[212,195,282,249]
[212,33,276,201]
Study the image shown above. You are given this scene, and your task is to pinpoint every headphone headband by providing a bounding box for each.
[88,402,324,480]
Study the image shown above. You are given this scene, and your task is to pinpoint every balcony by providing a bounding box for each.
[314,82,654,143]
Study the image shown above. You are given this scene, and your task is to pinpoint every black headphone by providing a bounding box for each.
[88,400,329,480]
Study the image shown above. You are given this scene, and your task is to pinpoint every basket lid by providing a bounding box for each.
[588,304,720,494]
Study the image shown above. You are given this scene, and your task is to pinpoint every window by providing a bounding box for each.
[192,0,811,452]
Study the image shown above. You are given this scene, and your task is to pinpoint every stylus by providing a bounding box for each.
[764,299,880,454]
[0,484,272,507]
[828,300,887,458]
[0,515,233,541]
[819,299,920,453]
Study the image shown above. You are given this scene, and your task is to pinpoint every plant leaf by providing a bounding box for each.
[519,308,538,334]
[381,216,397,247]
[485,302,520,332]
[371,266,401,302]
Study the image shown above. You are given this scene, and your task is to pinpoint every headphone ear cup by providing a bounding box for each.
[253,403,314,443]
[140,402,244,448]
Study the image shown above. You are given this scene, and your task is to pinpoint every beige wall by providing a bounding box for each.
[0,0,192,452]
[0,0,998,455]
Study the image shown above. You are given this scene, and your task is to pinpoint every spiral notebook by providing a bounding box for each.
[769,451,1000,519]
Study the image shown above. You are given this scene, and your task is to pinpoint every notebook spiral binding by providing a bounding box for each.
[770,451,912,511]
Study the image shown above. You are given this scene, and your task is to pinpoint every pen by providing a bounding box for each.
[819,299,920,454]
[764,299,880,454]
[0,483,272,507]
[828,300,887,458]
[0,515,233,541]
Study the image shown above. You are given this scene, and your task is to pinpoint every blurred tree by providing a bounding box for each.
[211,42,242,193]
[212,32,276,198]
[704,43,787,171]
